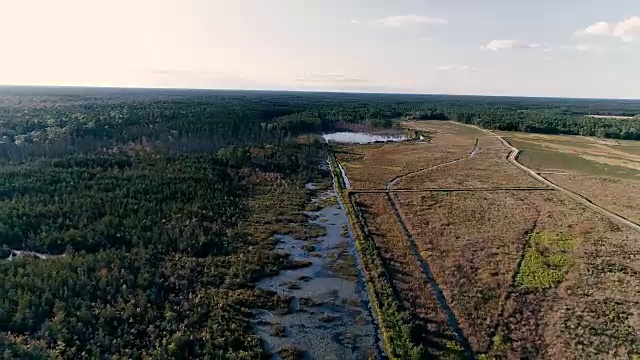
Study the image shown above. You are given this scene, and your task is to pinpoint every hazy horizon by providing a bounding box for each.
[1,0,639,99]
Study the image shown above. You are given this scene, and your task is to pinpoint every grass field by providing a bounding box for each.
[392,191,539,354]
[337,121,542,190]
[333,120,640,359]
[334,130,473,190]
[503,131,640,223]
[354,193,466,358]
[394,190,639,358]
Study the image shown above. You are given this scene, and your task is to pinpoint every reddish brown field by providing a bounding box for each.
[336,120,640,358]
[393,135,543,189]
[544,174,640,224]
[392,191,539,353]
[394,190,640,358]
[504,131,640,224]
[335,135,473,190]
[353,193,466,357]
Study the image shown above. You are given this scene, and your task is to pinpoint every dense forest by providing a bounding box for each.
[0,87,639,358]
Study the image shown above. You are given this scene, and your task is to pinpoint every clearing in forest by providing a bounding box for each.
[335,120,640,358]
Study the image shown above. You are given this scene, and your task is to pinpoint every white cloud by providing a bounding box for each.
[577,16,640,42]
[613,16,640,42]
[349,19,359,25]
[378,15,448,28]
[481,39,545,51]
[435,65,475,72]
[582,22,611,35]
[419,37,433,42]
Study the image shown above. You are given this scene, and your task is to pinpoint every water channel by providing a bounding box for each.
[254,161,383,359]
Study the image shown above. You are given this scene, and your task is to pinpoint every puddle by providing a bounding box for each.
[322,132,407,144]
[255,183,381,359]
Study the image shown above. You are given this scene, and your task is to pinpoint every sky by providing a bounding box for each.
[0,0,639,98]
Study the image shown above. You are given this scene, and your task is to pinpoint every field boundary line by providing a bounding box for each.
[381,140,479,358]
[350,187,554,194]
[456,122,640,234]
[385,192,476,358]
[386,138,479,190]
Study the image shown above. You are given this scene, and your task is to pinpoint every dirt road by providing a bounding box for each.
[459,123,640,234]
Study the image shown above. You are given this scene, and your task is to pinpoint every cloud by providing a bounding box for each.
[435,65,475,72]
[577,16,640,42]
[481,40,545,51]
[295,73,367,84]
[378,15,448,28]
[419,37,433,42]
[613,16,640,42]
[349,19,359,25]
[582,22,611,35]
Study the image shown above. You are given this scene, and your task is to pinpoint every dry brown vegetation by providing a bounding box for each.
[394,190,640,358]
[503,131,640,224]
[392,191,539,353]
[334,120,640,358]
[545,174,640,224]
[334,139,472,190]
[392,142,542,189]
[402,120,486,137]
[336,121,542,191]
[354,193,466,358]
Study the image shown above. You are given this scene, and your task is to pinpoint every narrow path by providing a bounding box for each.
[459,123,640,234]
[351,187,553,194]
[382,139,480,358]
[386,138,479,190]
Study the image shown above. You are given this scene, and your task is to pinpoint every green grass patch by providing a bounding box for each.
[515,232,578,291]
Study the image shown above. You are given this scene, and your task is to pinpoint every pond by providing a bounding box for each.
[322,132,407,144]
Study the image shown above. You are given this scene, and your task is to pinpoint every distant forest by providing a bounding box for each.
[0,87,639,358]
[1,87,639,161]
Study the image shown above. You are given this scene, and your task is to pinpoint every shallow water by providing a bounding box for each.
[337,162,351,189]
[322,132,407,144]
[255,187,380,359]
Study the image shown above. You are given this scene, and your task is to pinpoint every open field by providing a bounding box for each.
[392,140,542,189]
[545,174,640,224]
[333,120,493,191]
[392,191,539,354]
[501,131,640,177]
[354,192,466,358]
[394,190,639,358]
[336,121,542,190]
[334,134,474,190]
[502,131,640,224]
[331,120,640,358]
[402,120,488,137]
